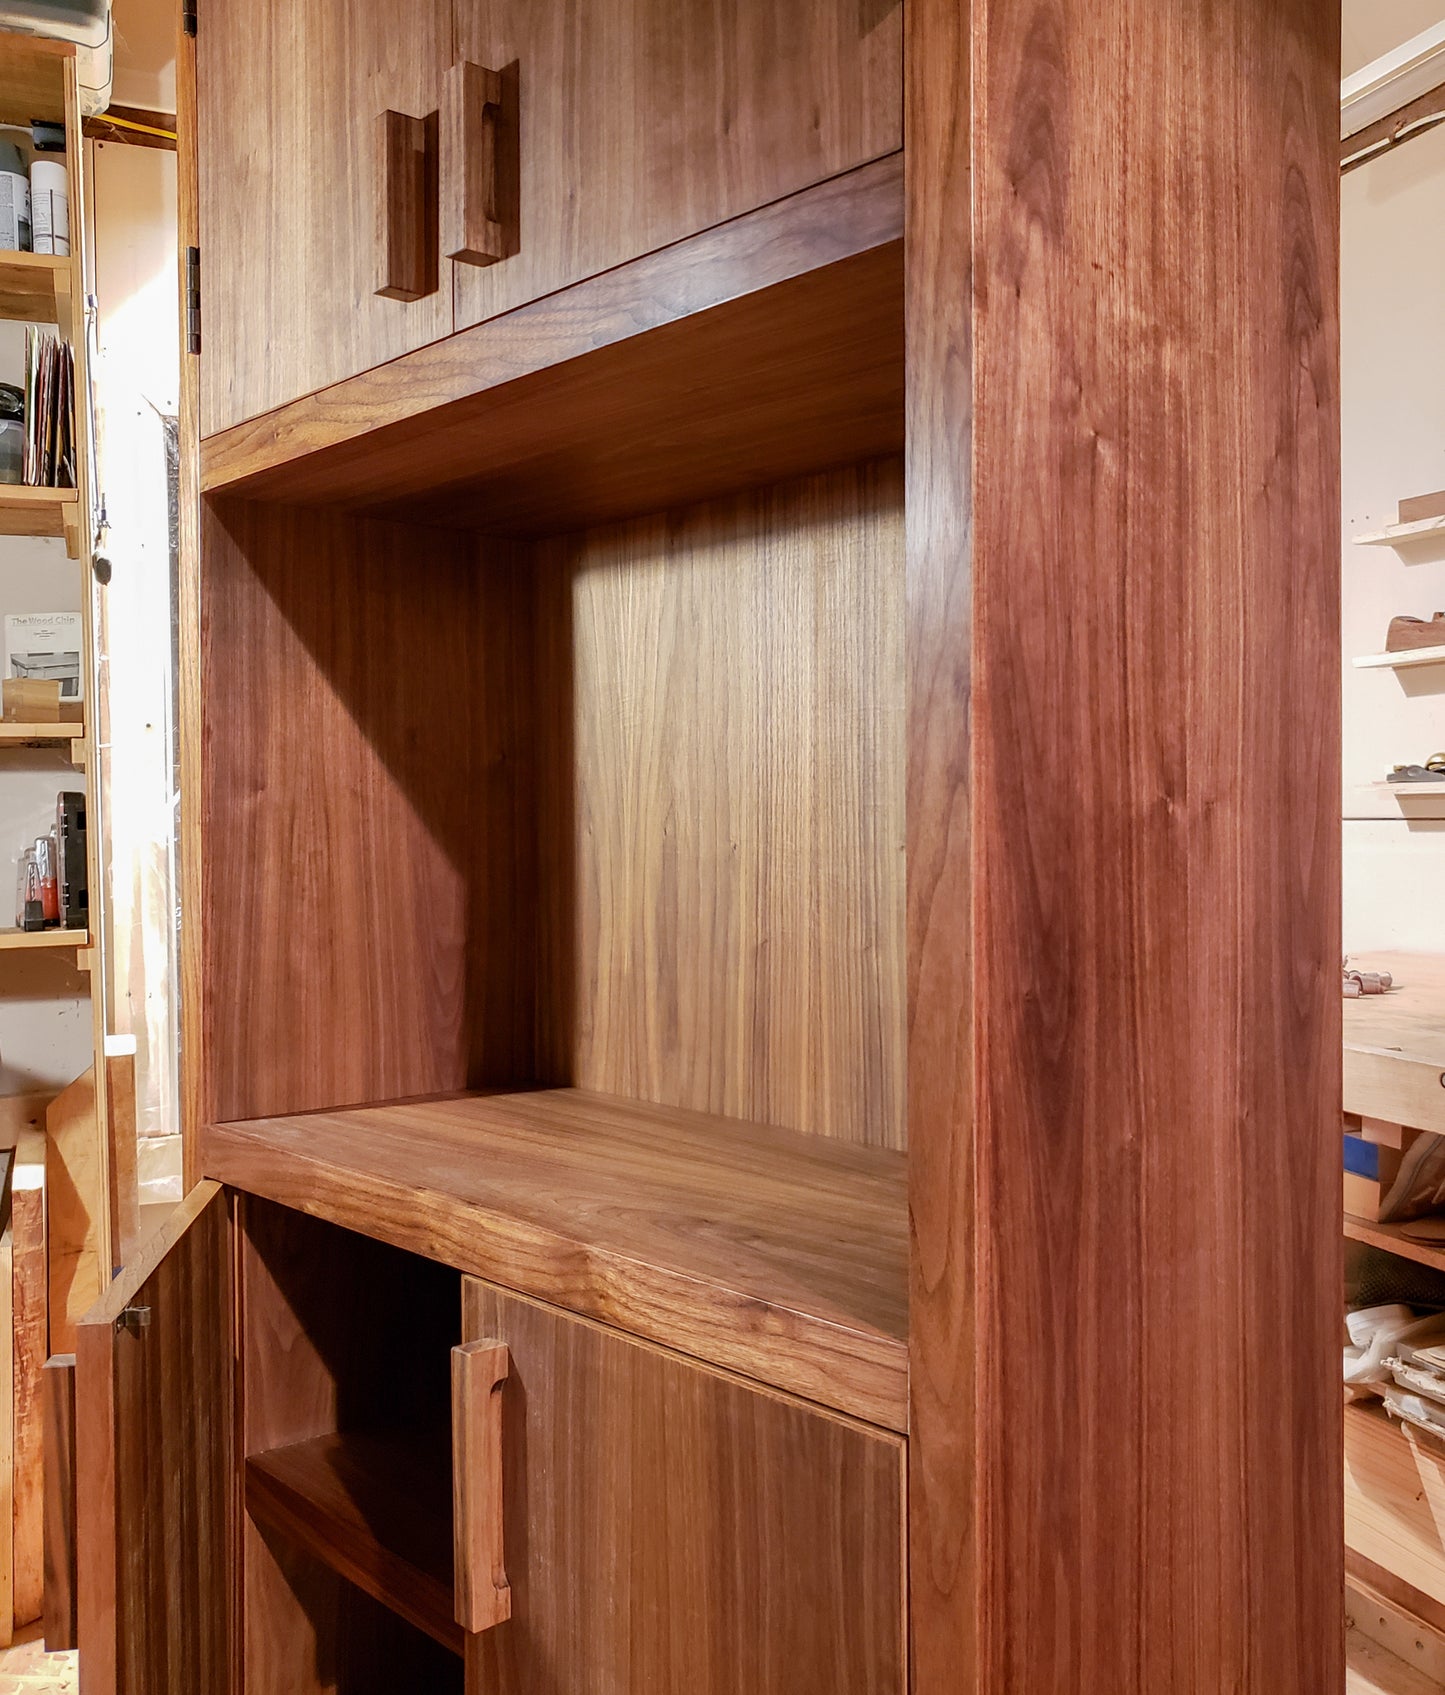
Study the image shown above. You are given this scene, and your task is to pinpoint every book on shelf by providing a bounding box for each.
[20,326,75,490]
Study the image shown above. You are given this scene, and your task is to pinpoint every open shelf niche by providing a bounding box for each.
[238,1199,465,1690]
[197,157,910,1452]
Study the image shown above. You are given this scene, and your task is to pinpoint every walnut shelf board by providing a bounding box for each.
[245,1433,461,1657]
[1344,954,1445,1133]
[199,154,903,536]
[1344,1215,1445,1273]
[204,1088,908,1431]
[1355,516,1445,547]
[0,927,87,952]
[0,251,72,334]
[1354,646,1445,670]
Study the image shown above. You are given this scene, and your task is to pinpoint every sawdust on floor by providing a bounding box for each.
[0,1626,77,1695]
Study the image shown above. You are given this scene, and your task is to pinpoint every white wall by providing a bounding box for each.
[1343,119,1445,950]
[89,136,182,1196]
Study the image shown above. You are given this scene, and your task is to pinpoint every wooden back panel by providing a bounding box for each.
[534,459,906,1148]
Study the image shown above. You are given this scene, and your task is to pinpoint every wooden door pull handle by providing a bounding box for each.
[375,108,438,302]
[452,1339,511,1632]
[442,60,519,267]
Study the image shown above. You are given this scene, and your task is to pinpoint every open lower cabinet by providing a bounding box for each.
[61,0,1342,1691]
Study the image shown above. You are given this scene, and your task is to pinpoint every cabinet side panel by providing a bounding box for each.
[462,1278,905,1695]
[200,501,537,1122]
[968,2,1342,1692]
[535,460,906,1148]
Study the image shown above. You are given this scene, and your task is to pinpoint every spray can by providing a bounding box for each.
[30,155,68,257]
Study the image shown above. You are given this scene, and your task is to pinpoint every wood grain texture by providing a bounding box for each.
[10,1130,47,1628]
[45,1069,103,1357]
[1346,1404,1445,1611]
[42,1355,76,1652]
[200,501,536,1123]
[450,0,899,336]
[461,1278,905,1695]
[0,31,69,125]
[535,461,905,1147]
[245,1435,462,1655]
[376,109,439,304]
[245,1518,465,1695]
[74,1181,231,1695]
[451,1342,510,1634]
[904,0,977,1683]
[199,157,903,532]
[196,0,453,433]
[961,0,1342,1690]
[440,62,516,269]
[205,1089,907,1430]
[1343,953,1445,1132]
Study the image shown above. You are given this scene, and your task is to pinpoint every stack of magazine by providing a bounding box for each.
[21,327,75,488]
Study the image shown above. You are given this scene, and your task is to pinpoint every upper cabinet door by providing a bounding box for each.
[449,0,902,333]
[73,1183,233,1695]
[198,0,454,436]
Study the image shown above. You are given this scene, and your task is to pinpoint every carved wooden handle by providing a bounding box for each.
[441,60,518,267]
[375,108,437,301]
[452,1339,511,1633]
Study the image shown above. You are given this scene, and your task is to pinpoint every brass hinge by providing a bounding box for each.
[183,0,197,37]
[185,245,201,354]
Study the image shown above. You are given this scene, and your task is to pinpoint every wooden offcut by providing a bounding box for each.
[46,1068,106,1355]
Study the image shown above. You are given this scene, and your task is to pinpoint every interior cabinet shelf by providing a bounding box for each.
[245,1433,461,1656]
[0,250,73,334]
[199,155,903,536]
[204,1087,908,1431]
[0,484,79,555]
[0,927,87,952]
[1354,646,1445,670]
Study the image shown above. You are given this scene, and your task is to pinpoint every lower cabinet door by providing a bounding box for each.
[74,1182,233,1695]
[460,1278,906,1695]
